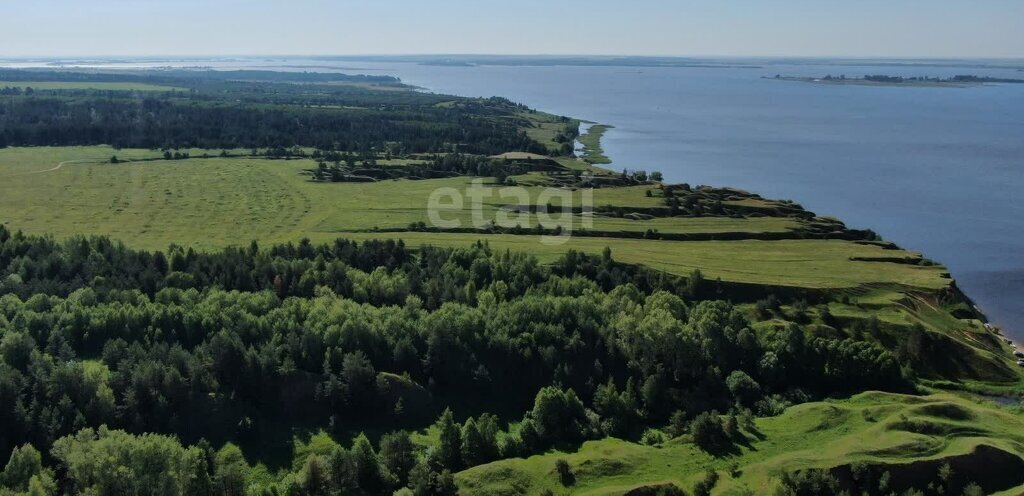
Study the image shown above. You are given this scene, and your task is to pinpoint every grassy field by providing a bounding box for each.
[588,215,801,234]
[456,391,1024,495]
[578,124,613,164]
[340,233,948,290]
[514,110,578,155]
[0,147,949,291]
[0,81,186,91]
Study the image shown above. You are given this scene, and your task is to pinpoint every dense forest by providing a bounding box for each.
[0,69,569,154]
[0,223,920,495]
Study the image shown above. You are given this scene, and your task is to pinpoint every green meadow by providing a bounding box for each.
[578,124,613,164]
[456,391,1024,495]
[339,233,947,290]
[0,146,947,291]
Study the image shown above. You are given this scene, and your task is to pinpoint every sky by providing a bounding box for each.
[1,0,1022,58]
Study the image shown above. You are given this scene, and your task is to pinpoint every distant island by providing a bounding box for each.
[419,60,477,67]
[768,74,1024,87]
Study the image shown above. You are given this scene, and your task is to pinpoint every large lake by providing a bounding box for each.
[6,58,1023,339]
[367,60,1024,339]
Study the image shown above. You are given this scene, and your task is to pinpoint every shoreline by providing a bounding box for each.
[564,102,1017,367]
[766,75,974,88]
[766,75,1024,88]
[576,123,613,165]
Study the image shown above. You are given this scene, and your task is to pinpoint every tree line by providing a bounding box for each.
[0,224,915,494]
[0,69,564,155]
[0,96,547,155]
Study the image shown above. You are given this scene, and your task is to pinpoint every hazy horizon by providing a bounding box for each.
[2,54,1024,62]
[2,0,1022,59]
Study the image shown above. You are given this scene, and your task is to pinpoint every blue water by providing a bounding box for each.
[6,58,1023,338]
[366,60,1024,337]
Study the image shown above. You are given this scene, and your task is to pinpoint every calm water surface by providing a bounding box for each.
[374,61,1024,338]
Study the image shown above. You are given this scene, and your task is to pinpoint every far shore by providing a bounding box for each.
[766,75,1024,88]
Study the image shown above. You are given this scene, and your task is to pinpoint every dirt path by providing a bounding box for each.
[0,158,135,178]
[0,159,99,178]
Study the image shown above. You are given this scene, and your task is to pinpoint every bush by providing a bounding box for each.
[499,435,527,459]
[640,429,665,446]
[726,370,762,406]
[689,412,727,452]
[755,395,792,417]
[530,387,589,445]
[723,414,739,439]
[963,483,984,496]
[667,410,688,438]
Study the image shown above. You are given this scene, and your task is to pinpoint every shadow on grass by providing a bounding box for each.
[700,440,743,458]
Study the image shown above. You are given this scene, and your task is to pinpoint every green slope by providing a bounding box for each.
[457,391,1024,495]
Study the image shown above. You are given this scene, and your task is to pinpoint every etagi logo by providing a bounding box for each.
[427,178,594,246]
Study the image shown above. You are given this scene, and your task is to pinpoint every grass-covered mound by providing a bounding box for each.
[456,391,1024,495]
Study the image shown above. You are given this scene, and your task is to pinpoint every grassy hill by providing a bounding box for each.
[457,391,1024,495]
